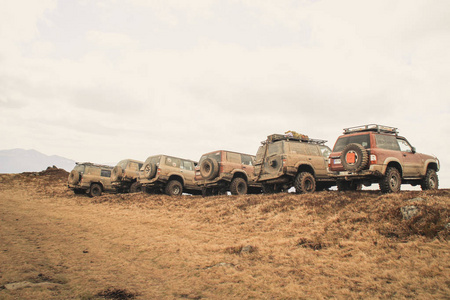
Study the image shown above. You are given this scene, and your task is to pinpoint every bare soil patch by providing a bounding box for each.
[0,168,449,299]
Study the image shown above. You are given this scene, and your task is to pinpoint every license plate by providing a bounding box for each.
[334,159,341,164]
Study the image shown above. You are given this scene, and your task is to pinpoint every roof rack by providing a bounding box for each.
[263,134,327,145]
[76,162,114,169]
[343,124,398,135]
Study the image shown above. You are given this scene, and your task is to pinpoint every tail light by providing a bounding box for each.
[157,168,161,175]
[370,154,377,164]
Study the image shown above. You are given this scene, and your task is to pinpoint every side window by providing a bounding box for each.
[166,157,181,168]
[182,161,194,171]
[241,155,253,166]
[101,169,111,177]
[376,135,400,151]
[289,142,307,155]
[307,145,320,156]
[397,139,413,153]
[227,152,241,164]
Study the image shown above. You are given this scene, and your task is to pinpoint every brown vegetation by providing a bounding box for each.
[0,168,449,299]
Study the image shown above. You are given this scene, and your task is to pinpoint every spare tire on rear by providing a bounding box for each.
[200,158,219,180]
[340,143,369,172]
[111,166,123,181]
[143,163,157,179]
[68,170,81,185]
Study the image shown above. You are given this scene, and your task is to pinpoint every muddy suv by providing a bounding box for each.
[111,159,144,193]
[68,162,114,197]
[195,150,262,196]
[328,124,440,193]
[254,134,335,193]
[139,155,201,196]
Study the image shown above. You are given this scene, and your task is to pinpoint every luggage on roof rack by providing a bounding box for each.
[343,124,398,135]
[264,133,327,145]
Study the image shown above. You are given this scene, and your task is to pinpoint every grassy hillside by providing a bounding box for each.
[0,168,449,299]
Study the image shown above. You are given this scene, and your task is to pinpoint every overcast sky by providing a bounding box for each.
[1,0,449,187]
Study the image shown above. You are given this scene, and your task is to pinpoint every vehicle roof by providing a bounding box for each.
[75,162,113,169]
[201,150,256,157]
[144,154,197,163]
[117,159,144,164]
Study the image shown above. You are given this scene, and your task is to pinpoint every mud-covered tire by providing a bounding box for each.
[130,182,142,193]
[230,177,247,195]
[421,169,438,190]
[379,167,401,193]
[68,170,81,185]
[200,158,219,180]
[294,172,316,193]
[340,143,369,172]
[111,166,123,181]
[165,180,183,196]
[88,183,102,197]
[143,163,157,179]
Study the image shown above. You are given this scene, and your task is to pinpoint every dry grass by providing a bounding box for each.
[0,169,449,299]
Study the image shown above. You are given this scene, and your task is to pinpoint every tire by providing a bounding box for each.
[68,170,81,185]
[340,143,369,172]
[421,169,439,190]
[88,183,102,197]
[294,172,316,193]
[200,158,219,180]
[143,163,157,179]
[165,180,183,196]
[379,167,401,193]
[130,182,142,193]
[230,177,248,195]
[111,166,123,181]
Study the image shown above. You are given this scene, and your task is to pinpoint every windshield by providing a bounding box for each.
[333,134,370,152]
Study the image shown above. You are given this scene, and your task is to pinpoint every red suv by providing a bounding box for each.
[328,124,440,193]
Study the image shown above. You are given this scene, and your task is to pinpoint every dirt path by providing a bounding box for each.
[0,189,229,299]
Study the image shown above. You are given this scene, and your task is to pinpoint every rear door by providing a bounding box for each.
[258,141,284,180]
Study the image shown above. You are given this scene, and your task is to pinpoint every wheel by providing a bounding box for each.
[111,166,123,181]
[340,143,369,172]
[143,163,157,179]
[421,169,438,190]
[294,172,316,193]
[165,180,183,196]
[230,177,248,195]
[88,183,102,197]
[130,182,142,193]
[200,158,219,180]
[379,167,401,193]
[68,170,81,185]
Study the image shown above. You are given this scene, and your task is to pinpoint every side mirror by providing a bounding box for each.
[411,147,416,154]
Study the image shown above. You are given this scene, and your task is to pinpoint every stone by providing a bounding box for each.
[401,206,420,220]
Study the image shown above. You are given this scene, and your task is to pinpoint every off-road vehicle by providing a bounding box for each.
[139,155,201,196]
[111,159,144,193]
[68,162,114,197]
[254,133,335,193]
[328,124,440,193]
[195,150,262,196]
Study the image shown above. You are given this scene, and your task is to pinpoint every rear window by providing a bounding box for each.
[319,145,332,158]
[268,141,283,156]
[74,165,85,173]
[144,156,161,167]
[118,160,128,169]
[333,134,370,152]
[200,152,221,163]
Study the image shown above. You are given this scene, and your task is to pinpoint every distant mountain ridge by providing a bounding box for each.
[0,149,76,173]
